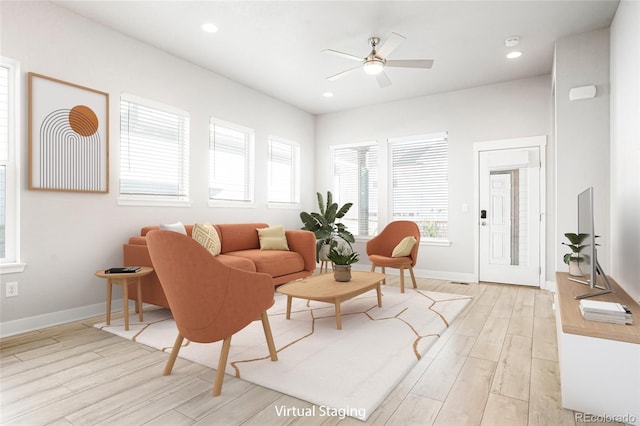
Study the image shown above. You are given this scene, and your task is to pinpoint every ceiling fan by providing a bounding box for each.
[323,32,434,88]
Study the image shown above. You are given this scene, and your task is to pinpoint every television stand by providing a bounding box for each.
[568,259,613,299]
[554,272,639,425]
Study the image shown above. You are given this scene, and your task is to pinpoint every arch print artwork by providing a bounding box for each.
[29,73,109,193]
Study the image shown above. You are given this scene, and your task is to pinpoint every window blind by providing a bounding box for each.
[268,137,299,204]
[120,95,190,199]
[390,133,448,238]
[332,143,378,236]
[209,119,254,202]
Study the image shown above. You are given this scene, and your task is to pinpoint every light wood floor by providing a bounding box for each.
[0,276,610,425]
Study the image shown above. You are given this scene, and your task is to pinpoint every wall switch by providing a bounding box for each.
[6,281,18,298]
[462,203,469,213]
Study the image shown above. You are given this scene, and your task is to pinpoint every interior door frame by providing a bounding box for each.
[473,135,547,287]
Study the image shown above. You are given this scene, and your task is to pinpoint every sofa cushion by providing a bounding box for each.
[215,223,268,253]
[215,254,256,272]
[226,249,304,278]
[192,223,221,256]
[257,225,289,250]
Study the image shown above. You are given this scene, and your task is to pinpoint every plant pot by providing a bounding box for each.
[333,265,351,282]
[568,260,584,277]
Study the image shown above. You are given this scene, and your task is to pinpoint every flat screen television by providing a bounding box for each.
[569,187,613,299]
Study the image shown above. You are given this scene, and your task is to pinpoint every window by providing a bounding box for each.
[389,132,448,239]
[268,136,300,205]
[209,118,254,205]
[119,94,190,205]
[332,143,378,236]
[0,57,22,272]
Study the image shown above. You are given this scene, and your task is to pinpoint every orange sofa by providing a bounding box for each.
[123,223,316,309]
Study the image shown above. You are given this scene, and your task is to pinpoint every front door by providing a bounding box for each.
[478,147,541,286]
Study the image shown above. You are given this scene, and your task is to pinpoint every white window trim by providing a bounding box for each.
[387,131,451,244]
[0,57,24,274]
[118,93,190,207]
[208,117,255,208]
[267,135,300,207]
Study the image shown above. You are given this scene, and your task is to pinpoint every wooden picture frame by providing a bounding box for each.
[28,73,109,193]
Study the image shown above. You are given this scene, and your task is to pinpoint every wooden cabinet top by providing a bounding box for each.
[556,272,640,344]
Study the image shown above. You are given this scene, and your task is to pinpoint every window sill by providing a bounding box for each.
[208,200,256,208]
[267,202,301,210]
[1,262,26,274]
[118,198,191,207]
[354,236,452,247]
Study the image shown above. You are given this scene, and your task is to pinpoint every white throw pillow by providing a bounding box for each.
[159,221,187,235]
[392,236,417,258]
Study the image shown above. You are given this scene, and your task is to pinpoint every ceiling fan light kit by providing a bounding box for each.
[363,59,384,75]
[324,32,433,87]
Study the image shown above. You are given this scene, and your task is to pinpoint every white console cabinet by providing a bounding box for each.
[554,272,640,425]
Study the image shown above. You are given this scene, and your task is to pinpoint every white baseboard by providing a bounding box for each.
[0,299,127,338]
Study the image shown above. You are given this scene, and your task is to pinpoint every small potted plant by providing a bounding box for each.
[326,244,359,282]
[299,191,355,262]
[562,232,589,276]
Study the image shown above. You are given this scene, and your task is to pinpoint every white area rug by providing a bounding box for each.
[95,285,471,421]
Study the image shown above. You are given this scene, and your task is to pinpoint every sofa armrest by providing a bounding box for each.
[285,230,317,273]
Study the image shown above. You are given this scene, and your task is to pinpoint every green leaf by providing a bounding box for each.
[335,202,353,219]
[316,192,325,216]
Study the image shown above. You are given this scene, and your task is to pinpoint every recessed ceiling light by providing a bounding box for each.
[201,23,218,33]
[323,92,334,98]
[506,51,522,59]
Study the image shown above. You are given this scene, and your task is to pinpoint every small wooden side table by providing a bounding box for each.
[95,266,154,331]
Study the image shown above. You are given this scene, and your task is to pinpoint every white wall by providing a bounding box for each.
[553,29,611,275]
[610,0,640,301]
[0,1,316,333]
[316,75,552,281]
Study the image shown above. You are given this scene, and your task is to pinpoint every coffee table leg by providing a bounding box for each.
[286,296,292,320]
[376,283,382,307]
[335,301,342,330]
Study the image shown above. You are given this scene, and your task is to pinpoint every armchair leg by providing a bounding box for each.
[409,266,417,289]
[399,266,406,293]
[260,311,278,361]
[164,333,184,376]
[371,264,386,284]
[213,336,232,396]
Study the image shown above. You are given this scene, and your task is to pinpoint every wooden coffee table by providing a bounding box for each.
[277,271,385,330]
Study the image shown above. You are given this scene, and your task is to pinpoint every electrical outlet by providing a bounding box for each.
[6,281,18,298]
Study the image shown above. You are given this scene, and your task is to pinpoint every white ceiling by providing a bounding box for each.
[54,0,619,115]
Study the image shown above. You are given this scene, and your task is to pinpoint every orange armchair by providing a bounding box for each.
[146,230,277,396]
[366,221,421,293]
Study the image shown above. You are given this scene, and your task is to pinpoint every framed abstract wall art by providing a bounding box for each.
[28,73,109,193]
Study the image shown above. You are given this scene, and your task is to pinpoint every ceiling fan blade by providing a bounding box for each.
[322,49,363,62]
[327,65,362,81]
[376,32,406,58]
[376,71,392,88]
[386,59,434,69]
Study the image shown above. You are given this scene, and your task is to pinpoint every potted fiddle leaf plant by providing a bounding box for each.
[299,191,355,262]
[326,244,359,282]
[562,232,588,276]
